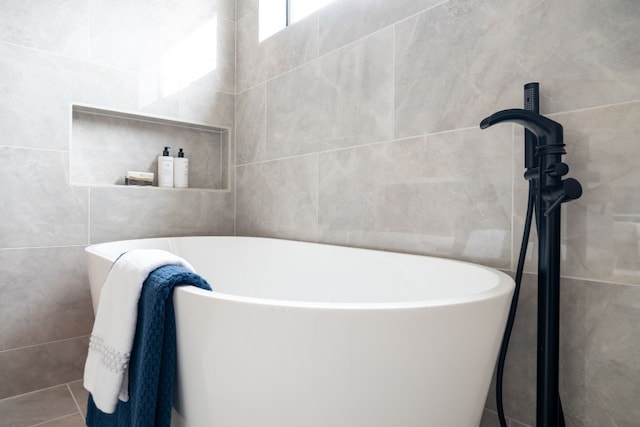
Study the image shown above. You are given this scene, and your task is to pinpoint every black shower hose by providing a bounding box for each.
[496,180,566,427]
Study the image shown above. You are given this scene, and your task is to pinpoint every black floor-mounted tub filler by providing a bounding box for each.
[480,83,583,427]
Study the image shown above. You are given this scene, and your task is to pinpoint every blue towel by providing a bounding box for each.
[86,265,211,427]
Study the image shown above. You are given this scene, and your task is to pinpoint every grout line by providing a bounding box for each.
[235,127,472,168]
[233,0,239,94]
[0,144,67,153]
[28,412,81,427]
[510,124,516,272]
[316,14,320,58]
[233,158,237,236]
[0,40,235,96]
[263,82,268,158]
[391,24,396,140]
[234,85,640,171]
[87,186,91,245]
[547,98,640,116]
[68,102,75,189]
[316,153,320,243]
[219,134,223,188]
[561,275,640,288]
[88,0,92,62]
[234,0,238,237]
[67,383,84,418]
[503,268,640,289]
[232,92,640,167]
[0,335,90,355]
[0,244,88,251]
[0,384,66,403]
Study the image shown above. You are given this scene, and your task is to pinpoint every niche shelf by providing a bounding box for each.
[70,104,230,191]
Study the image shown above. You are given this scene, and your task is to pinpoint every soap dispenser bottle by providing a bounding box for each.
[158,146,174,187]
[174,148,189,188]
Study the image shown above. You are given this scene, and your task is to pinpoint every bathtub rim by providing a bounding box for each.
[85,235,515,311]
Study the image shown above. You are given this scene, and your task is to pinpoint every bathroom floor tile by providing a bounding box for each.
[36,413,85,427]
[67,380,89,418]
[0,385,78,427]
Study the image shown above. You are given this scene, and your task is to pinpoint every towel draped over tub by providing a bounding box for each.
[84,253,211,427]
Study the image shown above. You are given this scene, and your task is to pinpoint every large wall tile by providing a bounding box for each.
[0,385,79,427]
[0,43,141,151]
[318,126,513,268]
[394,0,640,138]
[0,336,88,399]
[0,148,88,248]
[394,0,519,138]
[486,275,640,426]
[498,0,640,115]
[318,0,443,55]
[0,247,92,351]
[561,281,640,426]
[0,0,90,60]
[91,0,235,92]
[236,83,266,165]
[236,9,318,92]
[0,43,80,151]
[512,101,640,285]
[89,187,235,243]
[265,28,394,160]
[561,101,640,285]
[236,156,318,241]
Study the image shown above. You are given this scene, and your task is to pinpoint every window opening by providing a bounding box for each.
[259,0,336,42]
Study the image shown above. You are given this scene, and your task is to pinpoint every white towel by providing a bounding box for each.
[83,249,194,414]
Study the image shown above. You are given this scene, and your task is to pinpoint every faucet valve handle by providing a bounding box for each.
[542,178,583,216]
[545,162,569,177]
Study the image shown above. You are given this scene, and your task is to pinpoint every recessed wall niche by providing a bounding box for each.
[70,105,229,190]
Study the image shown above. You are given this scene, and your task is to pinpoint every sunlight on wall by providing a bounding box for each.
[259,0,287,42]
[161,16,218,97]
[290,0,335,22]
[259,0,336,42]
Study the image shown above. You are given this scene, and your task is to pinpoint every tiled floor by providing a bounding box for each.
[0,381,87,427]
[1,385,522,427]
[480,409,530,427]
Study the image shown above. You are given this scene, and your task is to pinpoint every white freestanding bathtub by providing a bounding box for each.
[85,236,514,427]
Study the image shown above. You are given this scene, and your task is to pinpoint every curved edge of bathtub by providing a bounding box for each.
[86,235,514,311]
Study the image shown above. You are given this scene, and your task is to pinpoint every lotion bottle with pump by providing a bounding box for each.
[158,146,174,187]
[174,148,189,188]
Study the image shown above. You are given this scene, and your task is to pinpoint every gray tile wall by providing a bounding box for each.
[3,0,639,425]
[235,0,640,425]
[0,0,236,401]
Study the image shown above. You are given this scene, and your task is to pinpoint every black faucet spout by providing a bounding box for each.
[480,108,563,145]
